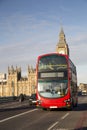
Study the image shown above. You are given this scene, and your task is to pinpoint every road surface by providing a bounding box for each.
[0,95,87,130]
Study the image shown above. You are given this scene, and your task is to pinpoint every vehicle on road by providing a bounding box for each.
[36,53,78,110]
[81,90,87,95]
[29,93,37,106]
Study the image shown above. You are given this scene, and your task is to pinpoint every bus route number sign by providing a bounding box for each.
[41,72,64,78]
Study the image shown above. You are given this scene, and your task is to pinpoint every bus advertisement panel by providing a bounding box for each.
[36,53,78,110]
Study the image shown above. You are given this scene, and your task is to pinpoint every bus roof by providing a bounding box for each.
[38,53,69,59]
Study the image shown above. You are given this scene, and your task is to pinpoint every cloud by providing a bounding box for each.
[0,33,56,74]
[0,11,87,85]
[69,32,87,65]
[67,32,87,85]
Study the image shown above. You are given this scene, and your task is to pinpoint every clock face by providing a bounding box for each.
[59,50,65,54]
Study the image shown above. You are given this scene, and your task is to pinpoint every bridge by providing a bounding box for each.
[0,94,87,130]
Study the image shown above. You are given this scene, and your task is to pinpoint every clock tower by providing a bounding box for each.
[56,27,69,56]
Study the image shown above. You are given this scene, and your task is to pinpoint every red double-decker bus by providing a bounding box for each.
[36,53,78,110]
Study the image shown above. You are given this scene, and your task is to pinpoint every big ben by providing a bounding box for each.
[56,27,69,56]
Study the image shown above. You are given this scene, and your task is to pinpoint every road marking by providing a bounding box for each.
[61,113,69,120]
[47,112,69,130]
[0,108,38,123]
[47,121,59,130]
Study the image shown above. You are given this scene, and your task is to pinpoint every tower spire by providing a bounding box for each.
[59,26,66,44]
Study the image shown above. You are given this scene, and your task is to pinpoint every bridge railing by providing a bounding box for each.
[0,95,29,104]
[0,96,17,104]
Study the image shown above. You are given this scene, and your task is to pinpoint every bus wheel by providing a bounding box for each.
[68,104,73,111]
[42,108,47,111]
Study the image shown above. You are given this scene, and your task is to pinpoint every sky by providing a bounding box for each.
[0,0,87,85]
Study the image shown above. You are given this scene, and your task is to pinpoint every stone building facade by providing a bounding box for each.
[0,27,70,97]
[79,83,87,92]
[0,66,36,97]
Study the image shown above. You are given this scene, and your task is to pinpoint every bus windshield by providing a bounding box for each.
[38,80,68,98]
[38,55,67,72]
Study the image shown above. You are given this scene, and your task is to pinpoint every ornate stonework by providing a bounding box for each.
[0,66,36,97]
[56,27,69,56]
